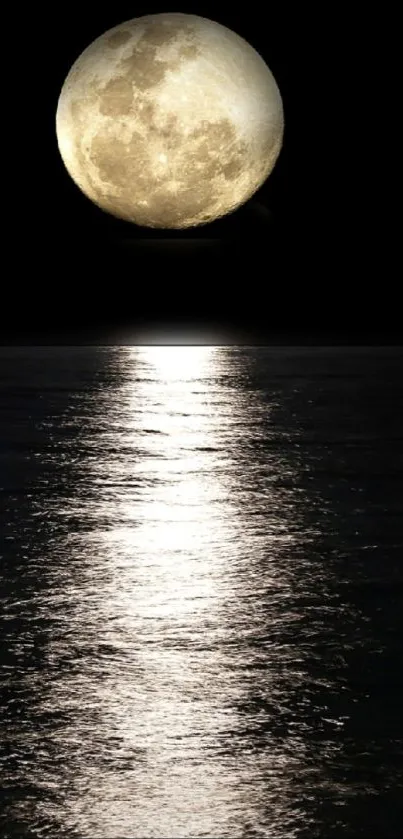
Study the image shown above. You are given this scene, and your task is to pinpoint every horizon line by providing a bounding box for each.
[0,344,401,350]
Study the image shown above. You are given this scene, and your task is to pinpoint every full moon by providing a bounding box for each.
[56,13,284,229]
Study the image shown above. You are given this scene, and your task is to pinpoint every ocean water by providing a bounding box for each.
[0,345,402,839]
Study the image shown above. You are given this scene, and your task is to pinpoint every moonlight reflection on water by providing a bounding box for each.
[55,346,308,837]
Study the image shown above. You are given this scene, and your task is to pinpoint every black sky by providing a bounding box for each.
[5,3,397,345]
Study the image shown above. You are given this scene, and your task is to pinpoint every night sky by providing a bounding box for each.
[5,3,397,345]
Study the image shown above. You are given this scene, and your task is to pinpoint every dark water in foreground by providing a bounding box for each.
[0,346,402,838]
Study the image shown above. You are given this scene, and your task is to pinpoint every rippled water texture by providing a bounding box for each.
[1,346,402,838]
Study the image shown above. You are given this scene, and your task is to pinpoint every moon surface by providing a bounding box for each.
[56,13,284,229]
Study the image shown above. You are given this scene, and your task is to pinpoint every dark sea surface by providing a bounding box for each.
[0,346,402,839]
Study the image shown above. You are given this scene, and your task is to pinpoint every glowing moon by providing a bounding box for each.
[56,13,284,229]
